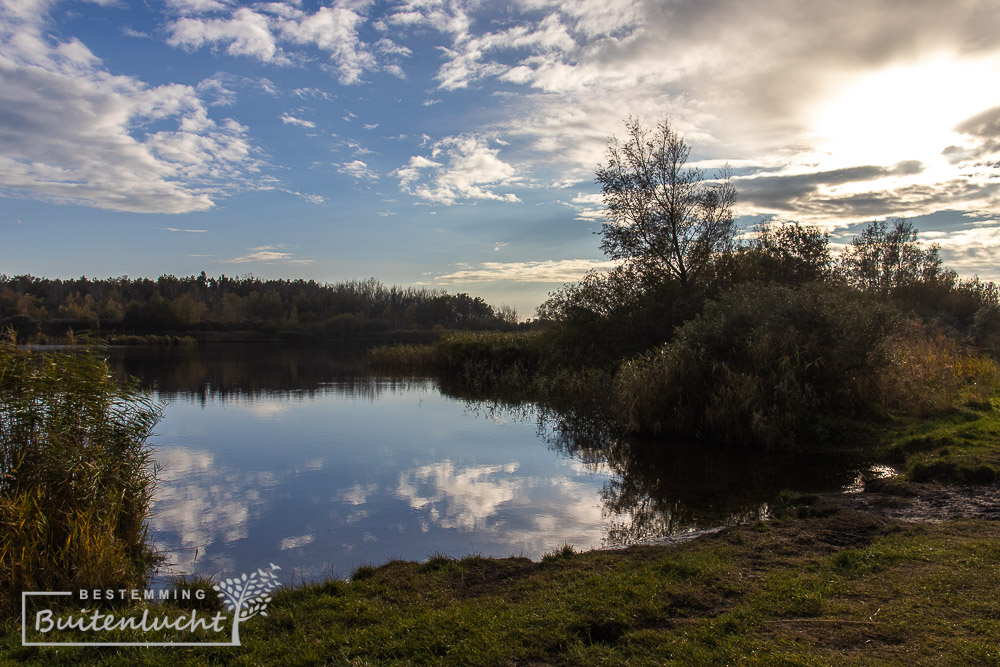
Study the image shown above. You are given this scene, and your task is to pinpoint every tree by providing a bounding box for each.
[597,116,737,291]
[741,217,833,285]
[840,218,943,292]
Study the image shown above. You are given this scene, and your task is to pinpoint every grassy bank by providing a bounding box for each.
[879,396,1000,486]
[5,504,1000,664]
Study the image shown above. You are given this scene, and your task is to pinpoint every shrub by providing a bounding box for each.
[616,282,999,448]
[0,334,162,614]
[615,282,905,447]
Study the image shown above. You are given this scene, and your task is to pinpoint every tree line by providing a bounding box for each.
[0,274,519,341]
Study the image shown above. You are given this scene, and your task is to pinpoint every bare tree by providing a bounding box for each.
[597,116,737,291]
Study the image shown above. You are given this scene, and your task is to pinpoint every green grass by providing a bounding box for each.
[6,508,1000,665]
[881,397,1000,484]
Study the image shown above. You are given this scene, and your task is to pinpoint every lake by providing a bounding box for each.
[108,344,875,583]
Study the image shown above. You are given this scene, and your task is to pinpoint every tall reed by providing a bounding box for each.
[0,333,162,614]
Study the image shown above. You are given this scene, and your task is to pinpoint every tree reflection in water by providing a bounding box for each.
[451,390,872,547]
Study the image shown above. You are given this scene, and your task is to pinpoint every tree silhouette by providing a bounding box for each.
[213,563,281,645]
[840,218,943,292]
[597,116,736,291]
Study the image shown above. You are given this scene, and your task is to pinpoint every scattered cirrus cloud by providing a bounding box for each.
[6,0,1000,310]
[292,86,335,100]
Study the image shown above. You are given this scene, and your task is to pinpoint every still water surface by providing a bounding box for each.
[108,345,870,582]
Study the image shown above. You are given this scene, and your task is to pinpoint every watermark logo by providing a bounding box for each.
[214,563,281,645]
[21,563,281,647]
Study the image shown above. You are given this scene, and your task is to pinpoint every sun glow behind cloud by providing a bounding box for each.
[809,56,1000,170]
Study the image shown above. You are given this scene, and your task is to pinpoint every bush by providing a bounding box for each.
[0,334,162,614]
[616,282,999,448]
[615,283,905,447]
[536,265,702,366]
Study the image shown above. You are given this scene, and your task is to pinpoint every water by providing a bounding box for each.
[108,345,871,583]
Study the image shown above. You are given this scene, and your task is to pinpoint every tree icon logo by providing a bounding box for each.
[213,563,281,645]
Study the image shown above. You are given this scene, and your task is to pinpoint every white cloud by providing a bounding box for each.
[435,13,577,90]
[166,0,407,84]
[515,0,644,38]
[559,192,606,221]
[169,8,287,63]
[436,258,617,283]
[337,159,379,180]
[393,135,522,205]
[121,26,151,39]
[255,76,280,96]
[279,4,375,84]
[0,11,265,214]
[196,74,238,106]
[165,0,233,15]
[222,250,292,263]
[280,113,316,128]
[375,37,411,56]
[221,244,311,263]
[282,189,327,205]
[162,227,208,232]
[292,86,334,100]
[923,224,1000,281]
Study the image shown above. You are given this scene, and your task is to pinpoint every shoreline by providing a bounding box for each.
[7,479,1000,664]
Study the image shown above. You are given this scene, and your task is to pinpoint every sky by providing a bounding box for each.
[2,0,1000,317]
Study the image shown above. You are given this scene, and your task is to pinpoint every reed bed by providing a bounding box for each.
[0,334,162,615]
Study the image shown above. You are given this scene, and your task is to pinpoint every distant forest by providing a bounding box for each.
[0,273,519,342]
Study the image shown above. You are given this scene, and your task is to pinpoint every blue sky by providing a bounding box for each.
[2,0,1000,316]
